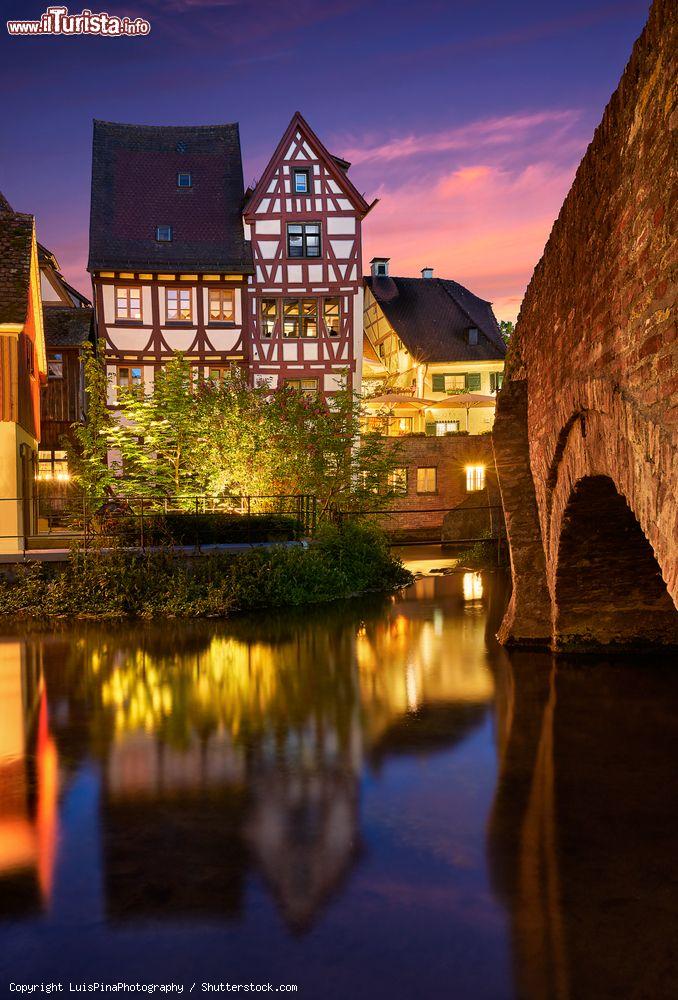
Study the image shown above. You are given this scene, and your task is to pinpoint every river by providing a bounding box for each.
[1,558,677,998]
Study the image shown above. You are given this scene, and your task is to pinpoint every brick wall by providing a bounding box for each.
[380,434,499,541]
[494,0,678,648]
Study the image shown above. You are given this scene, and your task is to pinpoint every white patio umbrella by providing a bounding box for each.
[424,393,496,431]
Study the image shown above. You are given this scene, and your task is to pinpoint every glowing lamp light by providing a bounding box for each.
[465,464,486,492]
[463,571,483,602]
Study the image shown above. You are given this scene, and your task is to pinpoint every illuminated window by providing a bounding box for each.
[435,420,459,435]
[323,297,340,336]
[391,467,408,495]
[208,367,228,381]
[284,378,318,398]
[166,287,192,322]
[177,171,192,187]
[117,365,143,389]
[396,416,413,434]
[156,225,173,242]
[48,352,63,379]
[208,288,234,322]
[416,467,437,494]
[287,222,321,258]
[466,465,486,491]
[293,169,310,193]
[283,298,317,338]
[260,298,277,337]
[115,286,142,321]
[37,450,69,483]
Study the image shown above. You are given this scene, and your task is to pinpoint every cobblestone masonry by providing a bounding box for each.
[493,0,678,649]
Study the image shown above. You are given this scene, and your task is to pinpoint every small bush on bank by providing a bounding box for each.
[93,512,303,546]
[0,521,412,620]
[453,539,498,569]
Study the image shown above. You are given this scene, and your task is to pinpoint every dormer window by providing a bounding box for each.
[156,225,173,242]
[177,172,192,188]
[467,327,479,346]
[293,169,310,194]
[376,262,387,276]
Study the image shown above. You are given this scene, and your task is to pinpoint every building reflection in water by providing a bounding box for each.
[489,650,678,1000]
[0,573,498,934]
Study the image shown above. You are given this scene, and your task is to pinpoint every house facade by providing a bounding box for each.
[363,259,506,436]
[0,193,47,552]
[88,113,373,408]
[38,243,93,484]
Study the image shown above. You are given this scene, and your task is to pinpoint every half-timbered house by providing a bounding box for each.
[88,121,254,405]
[242,112,375,397]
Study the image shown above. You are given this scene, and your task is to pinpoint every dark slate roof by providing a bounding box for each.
[0,190,14,213]
[0,206,35,325]
[88,120,254,273]
[43,306,94,347]
[366,275,506,363]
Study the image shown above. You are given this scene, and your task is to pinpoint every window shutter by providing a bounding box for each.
[490,373,496,391]
[466,373,481,391]
[431,374,445,393]
[425,422,436,436]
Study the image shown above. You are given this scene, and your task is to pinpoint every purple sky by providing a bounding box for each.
[1,0,650,319]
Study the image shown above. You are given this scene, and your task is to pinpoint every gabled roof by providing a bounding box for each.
[88,120,253,273]
[39,242,91,307]
[366,275,506,364]
[0,203,35,325]
[0,190,14,214]
[43,306,94,348]
[243,111,375,219]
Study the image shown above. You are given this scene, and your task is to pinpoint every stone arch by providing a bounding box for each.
[553,475,678,649]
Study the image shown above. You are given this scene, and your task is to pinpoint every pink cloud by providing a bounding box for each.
[342,110,587,321]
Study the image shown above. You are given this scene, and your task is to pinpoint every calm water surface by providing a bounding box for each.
[1,565,677,999]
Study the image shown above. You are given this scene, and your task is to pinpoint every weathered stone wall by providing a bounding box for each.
[494,0,677,647]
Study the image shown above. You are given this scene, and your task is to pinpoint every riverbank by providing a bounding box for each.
[0,522,412,619]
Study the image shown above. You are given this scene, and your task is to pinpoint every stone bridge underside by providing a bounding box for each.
[493,0,678,650]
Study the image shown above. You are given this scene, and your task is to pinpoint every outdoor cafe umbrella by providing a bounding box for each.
[423,393,496,431]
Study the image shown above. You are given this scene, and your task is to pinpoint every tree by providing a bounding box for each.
[499,320,514,345]
[66,341,116,502]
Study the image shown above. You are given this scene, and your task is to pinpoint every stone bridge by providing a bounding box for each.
[493,0,677,650]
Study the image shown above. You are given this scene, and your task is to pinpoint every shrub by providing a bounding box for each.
[89,512,303,546]
[0,521,412,619]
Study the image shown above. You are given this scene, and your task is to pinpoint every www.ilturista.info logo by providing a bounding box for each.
[7,5,151,36]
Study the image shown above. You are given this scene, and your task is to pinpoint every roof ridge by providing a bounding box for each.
[93,119,239,130]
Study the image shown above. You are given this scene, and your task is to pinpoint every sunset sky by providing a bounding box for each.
[1,0,650,320]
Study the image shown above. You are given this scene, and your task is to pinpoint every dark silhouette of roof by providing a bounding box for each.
[88,120,253,273]
[0,196,35,325]
[366,275,506,363]
[43,306,94,347]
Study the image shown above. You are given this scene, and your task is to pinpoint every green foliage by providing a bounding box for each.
[70,353,401,517]
[93,512,303,546]
[0,522,412,619]
[499,320,514,345]
[66,341,115,502]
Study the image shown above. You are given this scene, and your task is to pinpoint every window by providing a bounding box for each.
[391,467,408,495]
[417,467,437,494]
[467,327,479,346]
[287,222,321,258]
[376,262,388,276]
[283,298,317,338]
[208,288,234,322]
[293,169,310,194]
[284,378,318,398]
[177,172,192,187]
[115,286,142,321]
[48,352,63,379]
[23,338,35,377]
[435,420,459,436]
[323,297,340,336]
[260,298,277,338]
[395,416,413,434]
[208,367,228,381]
[117,366,143,389]
[166,287,192,322]
[466,372,481,391]
[490,371,504,392]
[465,465,486,492]
[156,225,173,242]
[37,450,69,483]
[431,372,481,393]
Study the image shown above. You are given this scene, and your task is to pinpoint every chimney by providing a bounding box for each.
[421,267,434,279]
[370,257,390,278]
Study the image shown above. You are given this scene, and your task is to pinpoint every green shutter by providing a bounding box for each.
[425,422,437,436]
[466,373,481,391]
[489,372,496,391]
[431,374,446,393]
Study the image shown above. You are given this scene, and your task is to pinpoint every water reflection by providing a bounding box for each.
[1,573,677,998]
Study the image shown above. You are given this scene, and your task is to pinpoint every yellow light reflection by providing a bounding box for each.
[463,572,484,601]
